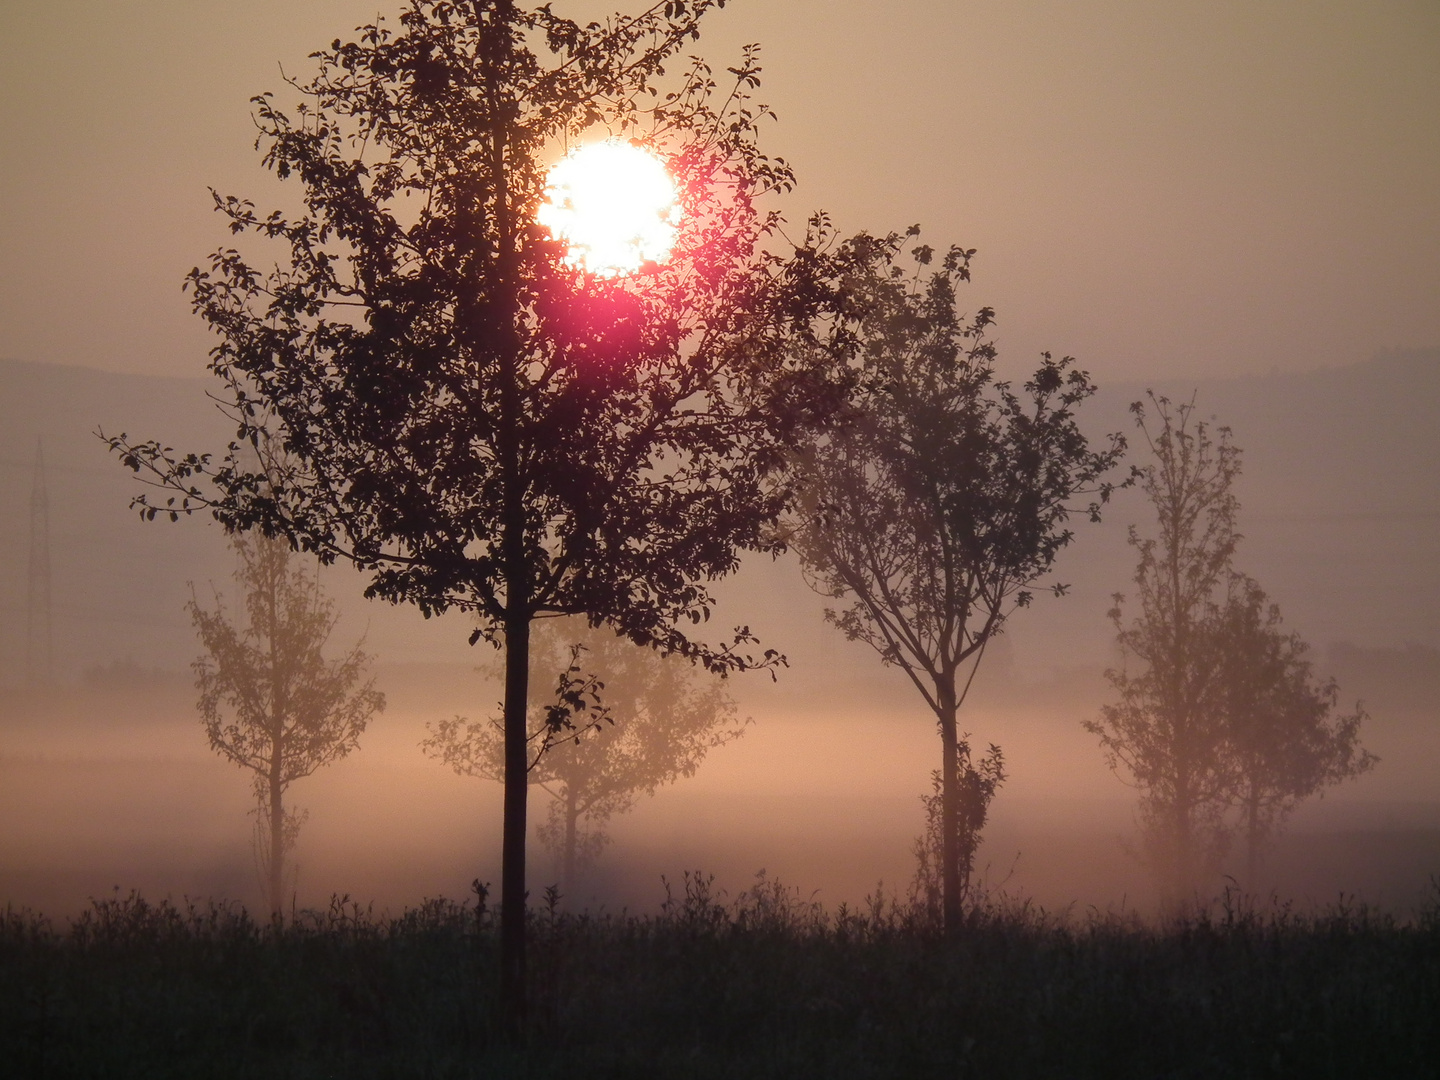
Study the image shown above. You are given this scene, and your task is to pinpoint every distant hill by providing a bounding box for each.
[0,357,466,687]
[1040,346,1440,668]
[713,346,1440,686]
[0,359,230,685]
[1,349,1437,688]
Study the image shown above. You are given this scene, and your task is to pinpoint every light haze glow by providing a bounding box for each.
[537,140,681,277]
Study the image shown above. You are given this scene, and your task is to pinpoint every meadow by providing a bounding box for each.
[3,873,1437,1079]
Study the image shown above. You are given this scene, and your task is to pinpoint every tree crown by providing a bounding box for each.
[787,229,1129,700]
[189,533,384,796]
[108,0,833,673]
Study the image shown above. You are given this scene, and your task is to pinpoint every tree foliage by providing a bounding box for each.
[105,0,829,1021]
[785,229,1127,933]
[189,534,384,917]
[1087,393,1375,908]
[425,616,746,892]
[1215,575,1375,882]
[114,1,808,656]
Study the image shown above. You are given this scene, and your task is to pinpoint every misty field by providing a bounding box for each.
[3,0,1439,1073]
[4,876,1437,1079]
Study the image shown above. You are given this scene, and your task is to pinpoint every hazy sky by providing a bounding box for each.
[1,0,1437,382]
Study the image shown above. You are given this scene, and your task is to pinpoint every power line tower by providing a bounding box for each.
[27,438,53,685]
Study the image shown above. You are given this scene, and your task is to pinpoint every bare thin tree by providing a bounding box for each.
[1086,394,1242,909]
[1086,393,1376,908]
[189,535,384,917]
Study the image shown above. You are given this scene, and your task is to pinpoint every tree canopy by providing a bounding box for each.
[114,0,815,662]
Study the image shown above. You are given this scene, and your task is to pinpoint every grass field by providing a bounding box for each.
[3,873,1437,1079]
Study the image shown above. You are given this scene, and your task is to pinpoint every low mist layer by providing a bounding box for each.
[4,647,1436,922]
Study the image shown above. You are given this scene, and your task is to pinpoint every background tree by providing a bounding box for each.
[1085,394,1242,909]
[1214,575,1375,884]
[188,534,384,918]
[105,0,828,1020]
[785,229,1127,934]
[425,616,746,893]
[1086,394,1375,908]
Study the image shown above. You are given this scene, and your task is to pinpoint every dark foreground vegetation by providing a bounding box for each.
[4,875,1437,1079]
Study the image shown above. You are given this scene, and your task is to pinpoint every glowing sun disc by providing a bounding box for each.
[537,140,681,277]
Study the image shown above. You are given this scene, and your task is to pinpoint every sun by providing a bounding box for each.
[536,140,682,278]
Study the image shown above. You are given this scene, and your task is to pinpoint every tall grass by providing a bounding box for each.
[3,874,1437,1078]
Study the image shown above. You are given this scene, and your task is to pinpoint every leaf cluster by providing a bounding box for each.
[786,227,1129,705]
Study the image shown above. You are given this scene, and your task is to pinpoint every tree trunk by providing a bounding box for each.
[1164,686,1196,916]
[268,758,284,921]
[1245,785,1260,889]
[485,74,532,1034]
[563,785,578,898]
[267,552,286,923]
[1170,784,1194,916]
[937,675,963,936]
[500,605,530,1035]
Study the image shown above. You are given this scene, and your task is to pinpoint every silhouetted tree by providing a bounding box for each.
[105,0,827,1023]
[1214,575,1375,884]
[425,617,745,893]
[1085,394,1241,908]
[189,534,383,917]
[786,230,1126,934]
[1086,394,1376,907]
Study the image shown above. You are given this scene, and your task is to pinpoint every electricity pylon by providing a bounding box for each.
[26,438,52,685]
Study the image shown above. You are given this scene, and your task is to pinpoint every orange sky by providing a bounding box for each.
[1,0,1436,383]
